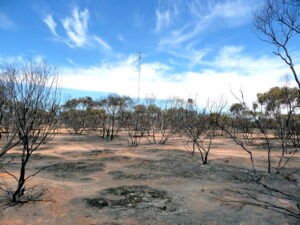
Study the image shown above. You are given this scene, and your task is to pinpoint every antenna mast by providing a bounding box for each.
[137,51,142,104]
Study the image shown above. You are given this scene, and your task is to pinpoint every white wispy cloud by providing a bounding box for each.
[188,0,254,21]
[0,12,16,30]
[0,55,45,65]
[62,8,89,47]
[155,10,171,32]
[43,7,111,50]
[159,0,258,47]
[133,11,144,27]
[206,45,289,77]
[117,34,125,43]
[167,47,211,68]
[93,35,112,51]
[60,45,294,106]
[0,55,22,65]
[157,0,260,66]
[43,15,57,37]
[67,58,74,65]
[33,55,44,63]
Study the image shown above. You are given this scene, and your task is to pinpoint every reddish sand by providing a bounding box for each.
[0,133,299,225]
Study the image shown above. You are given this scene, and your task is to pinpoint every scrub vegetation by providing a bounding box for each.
[0,0,299,224]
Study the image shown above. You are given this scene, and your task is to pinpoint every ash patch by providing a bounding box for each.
[128,157,262,183]
[85,198,109,209]
[143,148,162,153]
[87,149,110,156]
[42,161,104,180]
[2,153,60,161]
[0,153,61,169]
[84,185,175,212]
[101,156,131,162]
[79,177,94,182]
[59,149,115,158]
[108,170,164,180]
[158,149,191,157]
[31,153,61,160]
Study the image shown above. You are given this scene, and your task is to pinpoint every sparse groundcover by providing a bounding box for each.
[87,149,114,155]
[215,184,300,220]
[158,149,194,158]
[127,158,248,182]
[59,151,132,162]
[59,149,114,158]
[29,153,62,161]
[128,157,299,184]
[0,153,62,171]
[84,185,175,211]
[108,170,164,180]
[1,153,61,162]
[41,161,105,180]
[100,156,131,162]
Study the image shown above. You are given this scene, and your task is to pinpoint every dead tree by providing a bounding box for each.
[219,86,299,174]
[0,76,19,157]
[184,108,217,165]
[211,97,257,172]
[254,0,300,88]
[0,62,60,202]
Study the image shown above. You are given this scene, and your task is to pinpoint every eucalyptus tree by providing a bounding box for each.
[229,103,259,144]
[127,104,148,146]
[257,86,299,172]
[100,94,133,140]
[144,104,161,144]
[158,98,186,144]
[85,106,107,133]
[61,97,99,134]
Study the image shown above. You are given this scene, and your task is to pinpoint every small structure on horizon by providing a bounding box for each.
[137,51,142,104]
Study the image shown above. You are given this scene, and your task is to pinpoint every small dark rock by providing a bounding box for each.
[85,198,109,209]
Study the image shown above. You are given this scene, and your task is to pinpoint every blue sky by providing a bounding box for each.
[0,0,299,105]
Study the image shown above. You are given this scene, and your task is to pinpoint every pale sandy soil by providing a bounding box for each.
[0,133,299,225]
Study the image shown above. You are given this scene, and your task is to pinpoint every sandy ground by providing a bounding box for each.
[0,133,299,225]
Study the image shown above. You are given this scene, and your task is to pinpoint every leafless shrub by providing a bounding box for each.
[0,61,60,202]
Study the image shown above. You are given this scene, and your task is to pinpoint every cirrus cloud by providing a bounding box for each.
[43,7,111,51]
[0,12,16,30]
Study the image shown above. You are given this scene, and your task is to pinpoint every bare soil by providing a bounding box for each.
[0,133,299,225]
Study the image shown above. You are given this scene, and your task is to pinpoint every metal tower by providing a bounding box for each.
[137,51,142,104]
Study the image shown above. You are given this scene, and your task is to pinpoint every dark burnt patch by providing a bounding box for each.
[127,157,289,184]
[42,161,104,180]
[82,185,175,212]
[2,153,61,161]
[85,198,109,209]
[108,170,164,180]
[100,156,131,162]
[60,149,114,158]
